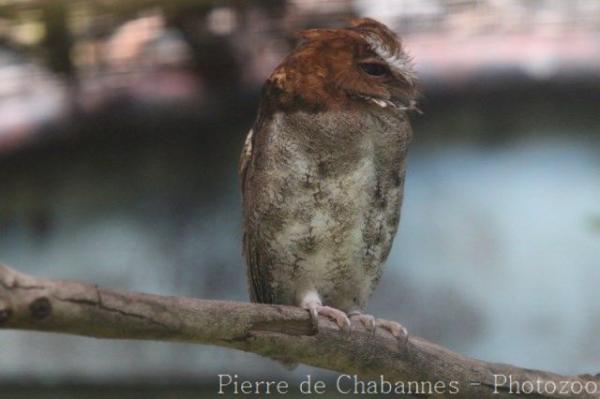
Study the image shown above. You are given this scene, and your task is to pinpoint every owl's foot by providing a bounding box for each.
[348,311,408,345]
[376,318,408,341]
[300,292,351,334]
[348,311,376,332]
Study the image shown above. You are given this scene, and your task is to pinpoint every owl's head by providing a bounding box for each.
[265,18,418,113]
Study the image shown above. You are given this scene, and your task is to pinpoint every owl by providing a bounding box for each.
[240,18,418,339]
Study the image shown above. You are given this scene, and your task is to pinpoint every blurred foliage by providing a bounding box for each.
[0,0,288,77]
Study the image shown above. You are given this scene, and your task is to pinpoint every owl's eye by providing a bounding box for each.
[359,62,390,77]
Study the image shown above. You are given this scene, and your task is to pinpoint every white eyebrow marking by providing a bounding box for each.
[364,34,416,82]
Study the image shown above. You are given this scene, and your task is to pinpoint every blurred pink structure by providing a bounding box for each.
[0,0,599,151]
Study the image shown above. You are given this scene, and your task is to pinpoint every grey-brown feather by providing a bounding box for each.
[241,105,411,312]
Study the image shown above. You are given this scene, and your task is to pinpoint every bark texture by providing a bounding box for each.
[0,264,598,398]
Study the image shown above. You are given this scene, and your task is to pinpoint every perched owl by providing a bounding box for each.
[240,18,418,339]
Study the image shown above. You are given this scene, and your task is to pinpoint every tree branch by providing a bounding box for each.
[1,264,598,398]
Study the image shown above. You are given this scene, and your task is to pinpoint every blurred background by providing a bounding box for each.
[0,0,599,397]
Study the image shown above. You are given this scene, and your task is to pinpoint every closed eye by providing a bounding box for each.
[359,62,390,77]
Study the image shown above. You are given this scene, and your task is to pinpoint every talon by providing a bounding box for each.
[348,311,376,333]
[308,306,319,331]
[376,319,408,346]
[316,305,351,333]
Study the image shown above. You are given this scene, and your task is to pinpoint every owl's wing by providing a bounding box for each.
[240,119,274,304]
[243,229,274,304]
